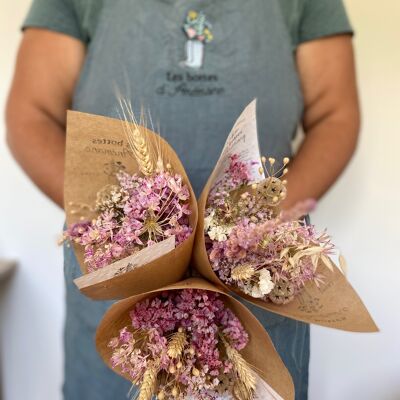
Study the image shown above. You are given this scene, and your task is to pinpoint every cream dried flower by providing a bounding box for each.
[204,210,216,231]
[208,225,233,242]
[250,286,264,299]
[240,268,274,298]
[258,269,275,296]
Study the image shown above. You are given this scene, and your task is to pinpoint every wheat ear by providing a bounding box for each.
[138,359,159,400]
[222,336,256,395]
[118,97,154,176]
[233,381,253,400]
[167,329,187,359]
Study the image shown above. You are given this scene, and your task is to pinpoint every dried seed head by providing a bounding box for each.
[169,365,176,374]
[268,280,295,305]
[231,265,256,281]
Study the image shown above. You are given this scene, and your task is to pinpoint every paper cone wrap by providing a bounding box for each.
[64,111,198,300]
[192,101,378,333]
[96,277,295,400]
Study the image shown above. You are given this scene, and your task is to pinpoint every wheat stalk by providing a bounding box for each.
[137,359,160,400]
[147,109,166,173]
[233,381,253,400]
[167,330,187,359]
[231,265,256,281]
[222,336,256,395]
[118,97,154,176]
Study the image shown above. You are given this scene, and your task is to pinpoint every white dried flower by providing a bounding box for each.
[258,269,275,295]
[244,269,275,298]
[251,286,264,298]
[204,210,216,231]
[242,284,253,297]
[208,225,233,242]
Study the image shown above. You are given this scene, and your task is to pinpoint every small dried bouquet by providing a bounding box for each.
[63,102,197,300]
[96,280,294,400]
[64,166,192,272]
[204,154,335,305]
[195,100,377,332]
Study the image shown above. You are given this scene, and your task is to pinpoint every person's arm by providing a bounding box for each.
[6,28,85,208]
[282,35,360,208]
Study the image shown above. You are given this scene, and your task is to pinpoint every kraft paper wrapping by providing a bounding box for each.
[64,111,198,300]
[192,101,378,333]
[96,277,295,400]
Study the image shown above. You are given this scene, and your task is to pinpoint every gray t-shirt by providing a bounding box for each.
[23,0,352,195]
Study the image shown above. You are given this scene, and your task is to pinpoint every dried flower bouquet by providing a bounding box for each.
[96,279,294,400]
[193,100,378,332]
[63,102,197,300]
[204,154,334,305]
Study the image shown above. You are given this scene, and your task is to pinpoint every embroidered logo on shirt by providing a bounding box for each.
[181,10,213,69]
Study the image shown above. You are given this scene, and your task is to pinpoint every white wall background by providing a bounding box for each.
[0,1,399,399]
[0,2,65,400]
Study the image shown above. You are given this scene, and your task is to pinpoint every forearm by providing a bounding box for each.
[6,109,66,208]
[5,29,85,208]
[282,113,359,208]
[284,36,360,208]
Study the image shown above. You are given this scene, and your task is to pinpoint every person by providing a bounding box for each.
[5,0,359,399]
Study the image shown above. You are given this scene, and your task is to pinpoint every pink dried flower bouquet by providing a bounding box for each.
[205,154,335,305]
[64,169,192,272]
[96,281,294,400]
[63,106,199,300]
[108,289,249,399]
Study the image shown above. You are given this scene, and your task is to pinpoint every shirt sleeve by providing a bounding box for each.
[298,0,353,46]
[22,0,86,43]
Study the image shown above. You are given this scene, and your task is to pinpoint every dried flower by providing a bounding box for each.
[268,280,296,305]
[222,336,256,395]
[109,289,251,399]
[64,170,192,272]
[138,359,160,400]
[167,330,187,359]
[205,153,335,305]
[231,265,255,281]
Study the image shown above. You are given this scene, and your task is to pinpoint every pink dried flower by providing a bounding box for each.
[206,153,335,304]
[226,154,251,187]
[64,170,192,272]
[108,289,250,399]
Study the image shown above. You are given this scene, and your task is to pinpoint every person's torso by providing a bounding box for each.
[72,0,304,195]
